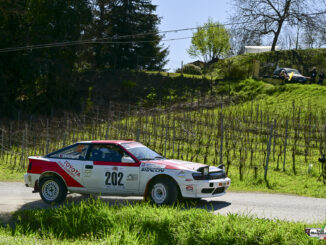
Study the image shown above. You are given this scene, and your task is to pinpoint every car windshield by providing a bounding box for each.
[286,69,300,75]
[121,143,164,160]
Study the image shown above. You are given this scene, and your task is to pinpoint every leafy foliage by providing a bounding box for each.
[0,0,168,117]
[176,64,202,75]
[0,0,92,116]
[188,18,230,63]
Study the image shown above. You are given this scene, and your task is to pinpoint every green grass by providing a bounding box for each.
[0,165,24,182]
[0,199,323,244]
[227,165,326,198]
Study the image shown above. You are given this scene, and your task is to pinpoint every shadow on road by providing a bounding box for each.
[181,199,231,211]
[16,194,231,212]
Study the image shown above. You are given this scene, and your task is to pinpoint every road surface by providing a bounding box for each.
[0,182,325,223]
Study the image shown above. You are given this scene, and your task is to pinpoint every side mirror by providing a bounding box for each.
[121,156,135,164]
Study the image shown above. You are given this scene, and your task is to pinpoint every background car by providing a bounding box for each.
[272,68,307,83]
[24,140,231,205]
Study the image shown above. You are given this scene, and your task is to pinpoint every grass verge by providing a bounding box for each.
[0,199,324,244]
[0,165,24,182]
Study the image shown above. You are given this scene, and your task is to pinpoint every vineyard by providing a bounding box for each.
[0,82,326,197]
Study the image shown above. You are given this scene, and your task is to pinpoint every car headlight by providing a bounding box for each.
[192,166,209,180]
[197,166,209,176]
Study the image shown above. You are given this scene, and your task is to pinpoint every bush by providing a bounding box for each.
[8,200,321,244]
[176,64,202,75]
[215,59,250,80]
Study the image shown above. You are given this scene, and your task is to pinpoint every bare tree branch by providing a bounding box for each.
[230,0,326,51]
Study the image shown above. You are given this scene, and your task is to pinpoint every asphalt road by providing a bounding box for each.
[0,182,325,224]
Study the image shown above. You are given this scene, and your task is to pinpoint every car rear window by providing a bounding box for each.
[49,144,89,160]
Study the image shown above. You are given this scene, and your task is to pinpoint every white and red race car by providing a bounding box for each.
[24,140,231,205]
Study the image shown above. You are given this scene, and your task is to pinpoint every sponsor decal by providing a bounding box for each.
[141,163,164,168]
[185,178,193,182]
[185,185,194,191]
[126,174,138,181]
[58,154,80,160]
[122,142,143,149]
[58,161,81,178]
[176,171,186,178]
[305,226,326,240]
[84,169,92,178]
[140,163,165,172]
[141,167,164,173]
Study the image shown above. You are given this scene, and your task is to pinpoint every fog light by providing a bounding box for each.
[219,183,223,187]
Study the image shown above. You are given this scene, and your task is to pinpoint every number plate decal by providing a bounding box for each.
[105,171,124,188]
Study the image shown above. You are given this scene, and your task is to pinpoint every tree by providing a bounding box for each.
[87,0,168,70]
[0,0,28,116]
[0,0,92,115]
[188,19,230,64]
[85,0,112,68]
[230,0,326,51]
[229,28,262,55]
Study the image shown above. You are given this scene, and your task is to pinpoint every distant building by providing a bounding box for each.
[244,46,279,54]
[189,60,205,68]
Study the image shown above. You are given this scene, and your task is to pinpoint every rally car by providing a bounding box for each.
[24,140,231,205]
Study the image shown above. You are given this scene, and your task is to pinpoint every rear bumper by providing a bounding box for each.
[24,173,39,188]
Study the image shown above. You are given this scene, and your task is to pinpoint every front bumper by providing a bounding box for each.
[181,177,231,198]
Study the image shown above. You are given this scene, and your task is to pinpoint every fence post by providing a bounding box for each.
[0,129,4,159]
[264,122,274,180]
[136,128,140,142]
[219,113,224,164]
[9,122,12,147]
[272,119,276,161]
[45,119,49,155]
[164,125,168,157]
[283,119,288,171]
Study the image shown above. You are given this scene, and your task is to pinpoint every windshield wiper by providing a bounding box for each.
[154,156,165,159]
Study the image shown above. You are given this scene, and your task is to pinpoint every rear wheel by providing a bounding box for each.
[149,178,178,205]
[39,176,67,204]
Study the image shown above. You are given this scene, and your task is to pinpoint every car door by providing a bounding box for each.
[83,144,140,194]
[48,143,91,189]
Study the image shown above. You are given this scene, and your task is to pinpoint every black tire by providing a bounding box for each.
[149,178,178,205]
[39,176,67,204]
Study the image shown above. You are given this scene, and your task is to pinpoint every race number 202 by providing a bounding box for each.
[105,172,124,186]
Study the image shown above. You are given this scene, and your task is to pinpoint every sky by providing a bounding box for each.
[152,0,231,71]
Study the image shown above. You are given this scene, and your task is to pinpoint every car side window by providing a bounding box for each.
[49,144,89,160]
[89,144,128,162]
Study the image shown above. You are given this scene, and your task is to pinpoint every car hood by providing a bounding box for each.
[140,159,221,172]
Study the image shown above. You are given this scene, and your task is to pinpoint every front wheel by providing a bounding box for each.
[39,176,67,204]
[149,178,178,205]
